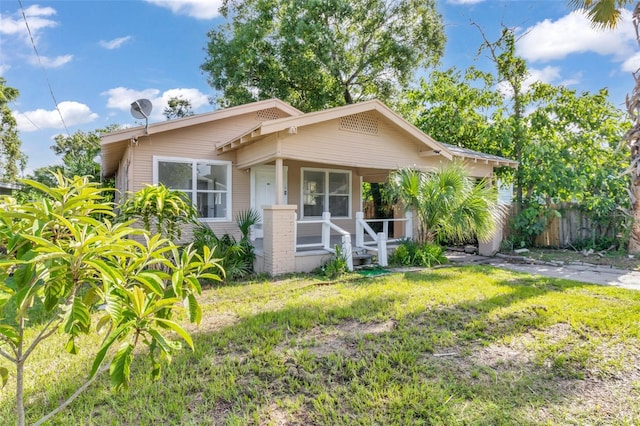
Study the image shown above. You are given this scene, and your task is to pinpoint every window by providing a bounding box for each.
[302,168,351,218]
[154,157,231,221]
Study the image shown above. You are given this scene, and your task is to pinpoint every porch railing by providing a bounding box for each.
[296,212,353,271]
[355,211,413,267]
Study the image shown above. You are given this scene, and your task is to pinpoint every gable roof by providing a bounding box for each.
[101,97,517,177]
[216,99,450,158]
[100,98,303,176]
[216,99,518,168]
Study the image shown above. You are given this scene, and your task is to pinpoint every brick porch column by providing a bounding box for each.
[262,205,297,276]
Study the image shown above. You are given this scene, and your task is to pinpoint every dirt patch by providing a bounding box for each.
[277,319,396,357]
[185,312,240,334]
[458,323,640,423]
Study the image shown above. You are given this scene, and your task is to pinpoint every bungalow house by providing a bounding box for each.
[101,98,516,276]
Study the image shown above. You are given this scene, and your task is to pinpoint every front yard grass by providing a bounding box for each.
[2,265,640,424]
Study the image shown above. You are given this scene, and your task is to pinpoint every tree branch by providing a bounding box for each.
[22,313,64,361]
[0,346,17,363]
[33,363,110,426]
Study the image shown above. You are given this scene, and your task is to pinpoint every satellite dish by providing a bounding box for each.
[130,99,152,134]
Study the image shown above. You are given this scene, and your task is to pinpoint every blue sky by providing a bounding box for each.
[1,0,637,174]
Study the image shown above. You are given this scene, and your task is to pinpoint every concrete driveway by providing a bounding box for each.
[447,252,640,291]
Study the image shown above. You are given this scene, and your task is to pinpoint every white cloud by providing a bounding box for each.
[161,88,209,109]
[14,101,99,132]
[518,10,635,63]
[0,5,58,43]
[622,51,640,72]
[102,87,161,111]
[102,86,210,120]
[28,54,73,68]
[99,36,132,50]
[497,66,581,97]
[144,0,223,19]
[0,64,10,76]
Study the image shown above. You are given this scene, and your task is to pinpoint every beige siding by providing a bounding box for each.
[127,113,263,239]
[236,134,279,168]
[284,160,361,237]
[262,114,495,179]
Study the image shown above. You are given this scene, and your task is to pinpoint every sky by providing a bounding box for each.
[1,0,638,175]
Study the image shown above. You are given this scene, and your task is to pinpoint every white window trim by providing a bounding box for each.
[153,155,232,222]
[300,167,352,220]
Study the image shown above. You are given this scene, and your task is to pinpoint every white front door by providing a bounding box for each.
[251,165,288,239]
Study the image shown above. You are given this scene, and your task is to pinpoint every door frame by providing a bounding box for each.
[250,164,289,239]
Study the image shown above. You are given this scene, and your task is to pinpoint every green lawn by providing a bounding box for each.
[2,265,640,425]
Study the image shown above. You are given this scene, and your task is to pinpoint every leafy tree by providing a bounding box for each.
[408,27,630,247]
[405,67,502,154]
[385,163,503,245]
[0,174,222,425]
[202,0,445,111]
[163,97,195,120]
[28,126,119,186]
[474,26,530,210]
[0,78,27,182]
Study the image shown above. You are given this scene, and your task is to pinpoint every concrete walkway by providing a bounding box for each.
[446,252,640,291]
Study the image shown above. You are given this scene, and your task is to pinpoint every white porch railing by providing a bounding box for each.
[355,211,413,267]
[296,212,354,271]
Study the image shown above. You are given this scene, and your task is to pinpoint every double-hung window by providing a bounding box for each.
[154,156,232,221]
[302,168,351,219]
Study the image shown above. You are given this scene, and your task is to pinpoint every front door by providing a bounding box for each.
[251,165,288,239]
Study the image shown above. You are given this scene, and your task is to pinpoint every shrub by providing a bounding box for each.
[319,245,350,279]
[389,239,447,267]
[192,209,259,282]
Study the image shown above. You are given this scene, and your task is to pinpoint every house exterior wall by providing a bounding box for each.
[283,160,361,237]
[123,113,266,240]
[236,113,496,179]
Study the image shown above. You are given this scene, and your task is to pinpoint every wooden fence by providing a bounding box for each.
[502,203,621,248]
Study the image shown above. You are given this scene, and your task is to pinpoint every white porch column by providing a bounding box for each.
[275,158,284,205]
[262,205,297,276]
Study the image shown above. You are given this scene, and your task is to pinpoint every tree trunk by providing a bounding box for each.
[629,180,640,253]
[627,3,640,254]
[17,318,25,426]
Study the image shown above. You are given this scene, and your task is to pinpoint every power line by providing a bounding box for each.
[18,0,70,137]
[11,101,41,131]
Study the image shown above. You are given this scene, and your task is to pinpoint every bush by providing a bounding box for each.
[192,209,259,282]
[389,239,447,267]
[319,245,350,279]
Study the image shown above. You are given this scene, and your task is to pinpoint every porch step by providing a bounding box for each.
[352,253,374,266]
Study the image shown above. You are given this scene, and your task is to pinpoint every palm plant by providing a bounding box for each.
[386,163,504,245]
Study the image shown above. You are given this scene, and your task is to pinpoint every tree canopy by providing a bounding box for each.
[202,0,445,112]
[407,27,630,246]
[0,78,27,182]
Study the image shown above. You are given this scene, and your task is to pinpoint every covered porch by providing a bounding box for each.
[251,209,414,274]
[216,100,515,275]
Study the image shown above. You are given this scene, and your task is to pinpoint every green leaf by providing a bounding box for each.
[110,342,133,390]
[0,366,8,388]
[0,324,19,345]
[171,269,184,298]
[184,294,202,325]
[89,321,133,379]
[132,271,166,296]
[153,318,194,350]
[128,286,146,318]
